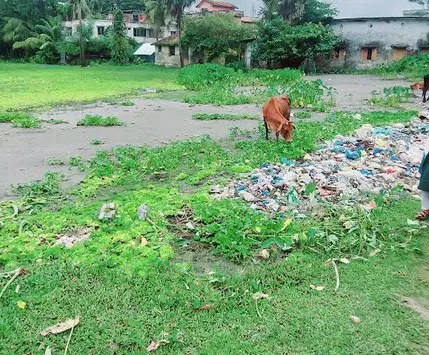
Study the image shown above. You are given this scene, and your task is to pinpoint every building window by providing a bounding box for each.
[171,31,177,36]
[133,14,139,23]
[169,46,176,56]
[361,47,377,61]
[158,46,162,53]
[392,46,407,61]
[97,26,106,36]
[333,49,346,60]
[133,28,153,37]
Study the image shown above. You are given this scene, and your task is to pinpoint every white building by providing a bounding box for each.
[63,11,177,45]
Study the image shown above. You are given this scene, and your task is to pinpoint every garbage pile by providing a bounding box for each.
[210,118,429,213]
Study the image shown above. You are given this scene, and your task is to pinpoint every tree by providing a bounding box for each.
[144,0,194,66]
[262,0,305,24]
[253,18,341,69]
[166,0,195,66]
[181,13,256,63]
[111,9,131,65]
[144,0,168,38]
[12,17,66,64]
[69,0,92,66]
[262,0,336,24]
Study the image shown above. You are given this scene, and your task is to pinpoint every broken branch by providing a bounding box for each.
[332,260,340,293]
[0,268,23,299]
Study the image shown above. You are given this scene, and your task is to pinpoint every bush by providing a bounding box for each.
[77,115,124,127]
[178,64,239,90]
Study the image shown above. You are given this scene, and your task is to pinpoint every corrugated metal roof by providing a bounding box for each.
[134,43,155,56]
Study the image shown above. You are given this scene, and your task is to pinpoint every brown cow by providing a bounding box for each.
[262,96,294,142]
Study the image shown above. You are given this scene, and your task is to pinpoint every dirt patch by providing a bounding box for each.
[167,206,244,274]
[400,296,429,321]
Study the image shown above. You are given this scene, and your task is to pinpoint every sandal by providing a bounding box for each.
[416,209,429,220]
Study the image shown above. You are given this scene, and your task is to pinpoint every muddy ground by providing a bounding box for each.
[0,75,422,199]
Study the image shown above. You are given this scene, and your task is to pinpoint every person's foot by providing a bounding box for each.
[416,209,429,220]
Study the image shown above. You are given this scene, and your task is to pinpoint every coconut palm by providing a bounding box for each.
[166,0,195,66]
[2,18,35,43]
[262,0,305,24]
[69,0,92,66]
[144,0,168,39]
[12,17,67,64]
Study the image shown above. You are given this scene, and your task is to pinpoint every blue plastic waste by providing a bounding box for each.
[280,157,295,166]
[372,128,393,135]
[346,150,361,160]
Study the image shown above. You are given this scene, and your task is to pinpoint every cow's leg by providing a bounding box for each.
[424,88,428,103]
[264,120,269,140]
[276,132,279,142]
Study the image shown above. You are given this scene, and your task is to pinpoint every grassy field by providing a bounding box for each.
[0,63,181,111]
[1,63,429,353]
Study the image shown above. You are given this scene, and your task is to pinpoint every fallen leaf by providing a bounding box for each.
[45,346,52,355]
[147,339,169,352]
[369,248,381,257]
[257,249,270,260]
[147,341,160,352]
[339,258,350,264]
[281,218,293,232]
[195,304,215,312]
[140,237,148,246]
[185,222,195,230]
[15,285,20,293]
[16,301,26,309]
[350,315,361,324]
[252,292,269,300]
[40,317,80,336]
[310,284,325,291]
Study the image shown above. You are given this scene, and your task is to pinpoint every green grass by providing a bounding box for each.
[0,112,41,128]
[90,138,104,145]
[47,158,65,166]
[0,72,427,355]
[1,240,427,354]
[77,114,124,127]
[0,63,181,111]
[192,113,259,121]
[294,110,312,119]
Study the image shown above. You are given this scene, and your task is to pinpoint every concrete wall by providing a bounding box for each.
[155,45,181,67]
[64,20,177,45]
[330,17,429,68]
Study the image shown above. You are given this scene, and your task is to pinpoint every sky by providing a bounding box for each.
[195,0,424,18]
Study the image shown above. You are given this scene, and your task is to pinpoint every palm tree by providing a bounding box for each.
[69,0,92,66]
[262,0,305,24]
[2,18,35,44]
[166,0,195,67]
[144,0,168,39]
[12,17,67,64]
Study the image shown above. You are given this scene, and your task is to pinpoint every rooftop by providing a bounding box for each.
[196,0,238,10]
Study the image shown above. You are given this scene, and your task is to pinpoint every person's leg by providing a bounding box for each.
[422,191,429,210]
[416,191,429,220]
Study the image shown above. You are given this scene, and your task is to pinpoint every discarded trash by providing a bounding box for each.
[54,228,92,248]
[137,204,149,220]
[350,315,361,324]
[99,203,117,221]
[211,118,429,213]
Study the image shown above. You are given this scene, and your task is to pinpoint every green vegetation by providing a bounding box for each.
[182,13,256,63]
[77,114,124,127]
[90,138,104,145]
[69,155,86,172]
[48,158,65,166]
[111,9,132,65]
[365,51,429,80]
[1,108,428,353]
[180,64,334,109]
[0,112,41,128]
[0,63,180,112]
[192,113,259,121]
[369,86,413,108]
[295,110,313,119]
